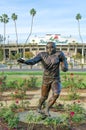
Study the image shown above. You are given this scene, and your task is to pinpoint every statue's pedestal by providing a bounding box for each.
[8,110,85,130]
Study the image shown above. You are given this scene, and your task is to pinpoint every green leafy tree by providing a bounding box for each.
[25,51,34,59]
[0,14,9,61]
[25,8,36,44]
[11,13,18,45]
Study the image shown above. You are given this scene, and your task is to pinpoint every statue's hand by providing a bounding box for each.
[17,58,25,64]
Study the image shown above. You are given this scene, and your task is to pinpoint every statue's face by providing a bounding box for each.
[46,42,56,55]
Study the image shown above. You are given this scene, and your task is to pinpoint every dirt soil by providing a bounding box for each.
[0,119,86,130]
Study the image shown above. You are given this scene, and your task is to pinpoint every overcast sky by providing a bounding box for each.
[0,0,86,43]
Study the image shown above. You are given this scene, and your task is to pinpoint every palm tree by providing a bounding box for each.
[76,13,84,63]
[0,14,9,61]
[11,13,18,45]
[76,13,83,43]
[25,8,36,44]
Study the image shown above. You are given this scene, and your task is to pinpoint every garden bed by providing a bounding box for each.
[0,72,86,130]
[0,110,86,130]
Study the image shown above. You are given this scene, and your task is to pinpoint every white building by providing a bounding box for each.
[30,34,77,45]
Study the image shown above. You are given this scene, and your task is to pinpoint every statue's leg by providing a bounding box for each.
[44,94,59,116]
[44,81,61,116]
[37,85,50,114]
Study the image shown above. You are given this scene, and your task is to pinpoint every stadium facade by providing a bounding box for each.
[1,34,86,63]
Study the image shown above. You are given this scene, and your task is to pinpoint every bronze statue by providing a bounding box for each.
[17,42,68,117]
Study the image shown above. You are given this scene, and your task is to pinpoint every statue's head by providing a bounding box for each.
[46,42,56,55]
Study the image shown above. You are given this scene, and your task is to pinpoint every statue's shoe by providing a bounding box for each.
[37,108,51,119]
[37,108,44,114]
[44,111,51,117]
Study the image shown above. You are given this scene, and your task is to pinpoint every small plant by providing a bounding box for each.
[0,72,7,91]
[27,76,38,88]
[0,102,3,107]
[11,89,27,109]
[43,116,61,129]
[62,73,86,89]
[8,80,19,90]
[26,111,43,123]
[68,73,80,100]
[69,62,73,69]
[26,111,43,130]
[69,112,85,124]
[66,100,85,114]
[9,102,19,111]
[0,107,19,128]
[11,89,26,99]
[54,102,65,111]
[62,73,80,100]
[66,101,86,124]
[80,63,84,69]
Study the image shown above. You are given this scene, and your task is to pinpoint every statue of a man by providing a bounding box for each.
[17,42,68,116]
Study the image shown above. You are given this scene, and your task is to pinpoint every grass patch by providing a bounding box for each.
[0,70,86,87]
[0,70,43,75]
[0,71,86,76]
